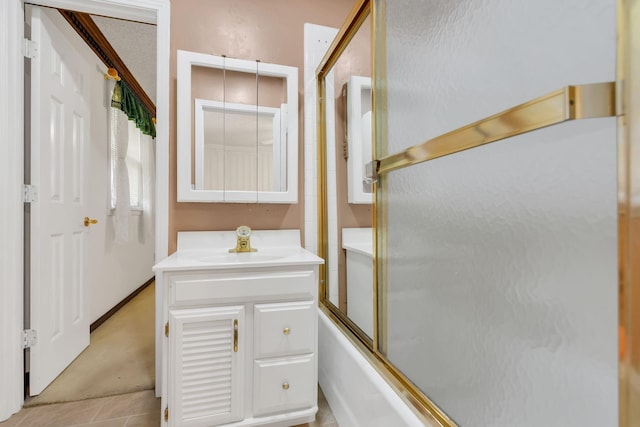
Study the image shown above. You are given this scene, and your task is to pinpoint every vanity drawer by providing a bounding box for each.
[253,355,315,417]
[168,270,315,305]
[254,301,315,359]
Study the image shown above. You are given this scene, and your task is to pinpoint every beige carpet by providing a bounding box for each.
[25,283,156,406]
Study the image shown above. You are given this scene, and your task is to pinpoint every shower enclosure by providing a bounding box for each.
[317,0,640,426]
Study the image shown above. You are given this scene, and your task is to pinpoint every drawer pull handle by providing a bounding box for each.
[233,319,238,352]
[283,327,290,335]
[282,382,290,390]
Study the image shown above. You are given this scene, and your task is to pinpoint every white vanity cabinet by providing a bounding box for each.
[154,230,323,427]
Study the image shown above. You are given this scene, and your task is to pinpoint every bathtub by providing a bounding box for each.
[318,309,427,427]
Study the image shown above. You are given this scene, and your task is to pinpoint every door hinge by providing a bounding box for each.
[165,322,169,337]
[22,329,37,349]
[23,184,38,203]
[23,38,38,59]
[164,406,169,421]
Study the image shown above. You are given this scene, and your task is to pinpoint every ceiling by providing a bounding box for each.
[91,15,157,104]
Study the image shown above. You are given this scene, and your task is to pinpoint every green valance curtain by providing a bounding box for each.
[111,80,156,138]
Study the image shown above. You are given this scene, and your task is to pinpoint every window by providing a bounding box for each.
[125,120,143,209]
[110,117,143,211]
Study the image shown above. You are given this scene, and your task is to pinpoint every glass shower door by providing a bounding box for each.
[374,0,618,425]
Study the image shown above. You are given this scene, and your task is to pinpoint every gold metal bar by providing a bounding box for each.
[323,291,374,348]
[372,0,388,359]
[316,0,370,311]
[233,319,238,352]
[618,1,640,426]
[316,0,370,81]
[571,82,617,119]
[376,82,616,176]
[317,54,328,304]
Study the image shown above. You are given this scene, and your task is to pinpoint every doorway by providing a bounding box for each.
[23,3,157,402]
[0,0,169,421]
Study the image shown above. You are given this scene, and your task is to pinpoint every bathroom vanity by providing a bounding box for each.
[153,230,323,426]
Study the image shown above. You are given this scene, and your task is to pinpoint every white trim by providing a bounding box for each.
[24,0,159,23]
[304,28,339,303]
[177,50,298,204]
[0,0,169,419]
[154,1,170,397]
[0,0,25,421]
[303,24,339,256]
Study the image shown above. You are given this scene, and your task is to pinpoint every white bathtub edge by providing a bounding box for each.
[318,309,431,427]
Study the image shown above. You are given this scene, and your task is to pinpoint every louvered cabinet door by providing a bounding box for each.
[168,306,245,426]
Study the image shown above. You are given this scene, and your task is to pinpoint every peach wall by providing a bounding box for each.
[170,0,355,253]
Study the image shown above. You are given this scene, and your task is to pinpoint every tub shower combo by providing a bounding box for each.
[314,0,638,426]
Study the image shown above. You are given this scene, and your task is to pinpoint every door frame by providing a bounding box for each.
[0,0,170,421]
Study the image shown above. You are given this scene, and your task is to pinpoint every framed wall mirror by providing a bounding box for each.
[177,50,298,203]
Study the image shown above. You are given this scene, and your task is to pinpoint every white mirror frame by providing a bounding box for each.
[347,75,373,204]
[177,49,298,203]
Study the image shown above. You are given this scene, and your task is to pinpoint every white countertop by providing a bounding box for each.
[153,229,324,272]
[342,241,373,257]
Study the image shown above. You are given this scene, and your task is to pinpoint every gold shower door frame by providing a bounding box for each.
[316,0,639,425]
[618,1,640,425]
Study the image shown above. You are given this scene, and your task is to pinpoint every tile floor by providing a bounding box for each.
[0,390,159,427]
[0,387,337,427]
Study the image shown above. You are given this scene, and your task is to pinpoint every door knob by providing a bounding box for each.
[83,217,98,227]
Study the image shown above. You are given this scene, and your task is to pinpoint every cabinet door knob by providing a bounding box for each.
[283,327,290,335]
[282,382,290,390]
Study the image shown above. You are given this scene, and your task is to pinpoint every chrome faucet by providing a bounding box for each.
[229,225,257,253]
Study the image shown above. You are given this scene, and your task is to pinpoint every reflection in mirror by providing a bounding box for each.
[347,76,373,204]
[322,14,373,339]
[195,100,286,192]
[177,50,298,203]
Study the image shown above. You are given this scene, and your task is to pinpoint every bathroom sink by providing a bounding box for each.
[153,229,324,272]
[197,252,285,264]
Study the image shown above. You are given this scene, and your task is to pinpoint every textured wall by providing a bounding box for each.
[169,0,354,253]
[379,0,617,425]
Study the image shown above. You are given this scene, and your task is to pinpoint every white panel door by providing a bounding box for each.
[168,306,245,426]
[29,6,91,395]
